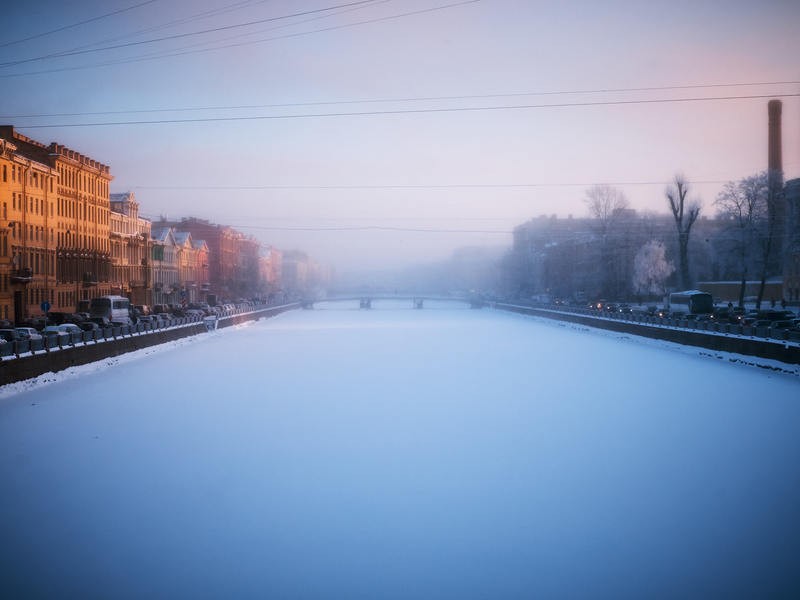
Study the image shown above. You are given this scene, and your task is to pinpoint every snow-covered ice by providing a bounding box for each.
[1,300,799,599]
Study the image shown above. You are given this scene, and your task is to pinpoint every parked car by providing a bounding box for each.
[78,322,101,333]
[43,323,82,343]
[188,302,212,314]
[737,311,760,325]
[752,320,775,329]
[89,316,112,328]
[14,327,43,341]
[19,317,47,331]
[758,309,794,321]
[0,329,22,343]
[43,326,69,343]
[154,313,173,326]
[45,311,71,325]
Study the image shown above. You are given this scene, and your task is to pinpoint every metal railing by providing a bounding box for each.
[515,302,800,344]
[0,302,298,360]
[494,301,800,365]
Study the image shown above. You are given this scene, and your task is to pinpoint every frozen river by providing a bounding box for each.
[1,300,799,598]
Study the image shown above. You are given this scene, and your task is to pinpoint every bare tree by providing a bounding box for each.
[714,173,767,307]
[754,167,786,308]
[584,184,629,297]
[665,174,701,289]
[584,184,629,234]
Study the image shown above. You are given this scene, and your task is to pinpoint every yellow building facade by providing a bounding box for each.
[0,134,58,323]
[0,126,113,323]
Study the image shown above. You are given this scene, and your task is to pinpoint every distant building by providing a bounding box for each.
[173,230,210,304]
[164,217,265,301]
[281,250,330,295]
[259,245,282,296]
[150,226,179,306]
[193,239,210,301]
[784,178,800,302]
[0,136,57,322]
[281,250,310,294]
[109,192,151,306]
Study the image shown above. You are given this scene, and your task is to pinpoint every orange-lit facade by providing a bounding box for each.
[0,134,58,323]
[0,126,113,323]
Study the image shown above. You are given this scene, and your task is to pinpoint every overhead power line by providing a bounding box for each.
[0,0,159,49]
[0,0,480,78]
[3,80,798,120]
[0,0,393,68]
[64,0,278,54]
[16,92,800,129]
[131,180,730,191]
[230,224,513,234]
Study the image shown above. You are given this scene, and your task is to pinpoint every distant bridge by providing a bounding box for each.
[302,296,485,309]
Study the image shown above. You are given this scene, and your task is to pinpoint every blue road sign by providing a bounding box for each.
[41,301,51,313]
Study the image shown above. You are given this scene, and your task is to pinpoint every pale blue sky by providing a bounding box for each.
[2,0,798,272]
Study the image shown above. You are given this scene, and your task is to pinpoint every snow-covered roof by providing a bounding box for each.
[151,227,176,245]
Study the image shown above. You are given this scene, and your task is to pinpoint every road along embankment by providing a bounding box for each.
[495,303,800,366]
[0,304,298,386]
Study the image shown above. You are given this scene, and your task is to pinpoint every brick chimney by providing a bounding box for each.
[768,99,782,173]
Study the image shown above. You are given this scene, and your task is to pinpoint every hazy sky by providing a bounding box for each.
[2,0,798,273]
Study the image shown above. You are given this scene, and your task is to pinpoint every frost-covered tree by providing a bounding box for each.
[632,240,674,298]
[665,174,701,289]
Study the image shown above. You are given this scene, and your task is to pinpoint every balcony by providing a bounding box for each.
[82,272,98,287]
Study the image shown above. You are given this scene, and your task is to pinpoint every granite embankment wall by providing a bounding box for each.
[495,303,800,365]
[0,304,298,386]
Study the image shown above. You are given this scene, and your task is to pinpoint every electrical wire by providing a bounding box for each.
[225,224,513,234]
[0,0,159,49]
[3,80,797,120]
[64,0,278,53]
[0,0,480,78]
[0,0,395,68]
[130,180,730,191]
[15,92,800,129]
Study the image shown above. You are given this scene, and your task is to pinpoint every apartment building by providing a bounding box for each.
[0,126,113,323]
[109,192,151,306]
[0,134,58,322]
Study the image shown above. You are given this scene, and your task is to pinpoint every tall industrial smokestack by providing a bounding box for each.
[768,99,783,173]
[767,99,786,281]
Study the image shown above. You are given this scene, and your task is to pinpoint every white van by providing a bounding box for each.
[89,295,132,325]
